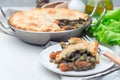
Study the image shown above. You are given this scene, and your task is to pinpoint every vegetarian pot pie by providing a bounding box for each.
[49,37,99,71]
[9,8,89,32]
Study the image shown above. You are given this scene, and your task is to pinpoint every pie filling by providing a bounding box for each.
[50,49,96,71]
[54,18,86,30]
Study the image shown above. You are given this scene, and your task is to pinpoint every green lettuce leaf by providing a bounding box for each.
[102,8,120,21]
[88,8,120,45]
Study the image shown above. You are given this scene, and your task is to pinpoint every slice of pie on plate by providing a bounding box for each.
[49,37,99,71]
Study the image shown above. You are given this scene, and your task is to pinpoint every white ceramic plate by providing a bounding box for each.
[40,44,114,76]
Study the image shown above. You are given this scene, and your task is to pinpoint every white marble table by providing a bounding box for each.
[0,32,60,80]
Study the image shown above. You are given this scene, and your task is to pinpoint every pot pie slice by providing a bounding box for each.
[49,37,99,71]
[9,8,89,32]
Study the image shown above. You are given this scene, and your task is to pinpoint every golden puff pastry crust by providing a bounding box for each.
[55,37,99,63]
[9,8,89,32]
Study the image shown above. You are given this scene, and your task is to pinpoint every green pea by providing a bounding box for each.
[71,58,75,62]
[90,57,96,62]
[80,56,85,61]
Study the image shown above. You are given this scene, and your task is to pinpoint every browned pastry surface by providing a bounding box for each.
[9,8,89,32]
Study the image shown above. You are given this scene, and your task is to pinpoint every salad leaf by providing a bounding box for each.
[102,9,120,21]
[88,8,120,45]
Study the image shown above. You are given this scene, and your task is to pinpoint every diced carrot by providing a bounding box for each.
[59,63,69,71]
[49,51,60,59]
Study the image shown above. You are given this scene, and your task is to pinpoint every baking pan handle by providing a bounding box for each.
[0,6,15,36]
[90,1,106,26]
[0,21,15,36]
